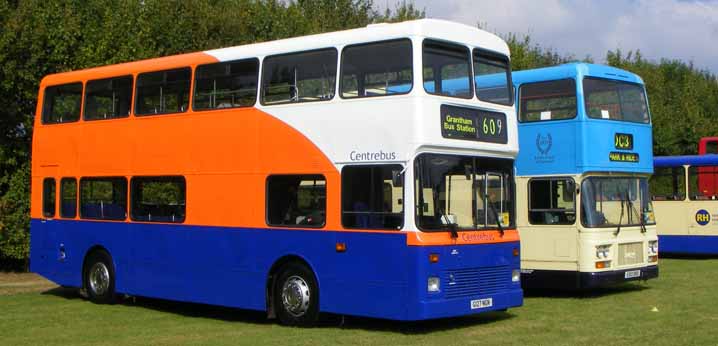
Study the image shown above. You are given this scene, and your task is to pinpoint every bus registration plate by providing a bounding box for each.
[625,270,641,279]
[470,298,493,310]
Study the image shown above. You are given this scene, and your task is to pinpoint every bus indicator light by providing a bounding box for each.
[429,254,439,263]
[335,243,347,253]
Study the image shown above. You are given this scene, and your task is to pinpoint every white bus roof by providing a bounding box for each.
[205,19,510,62]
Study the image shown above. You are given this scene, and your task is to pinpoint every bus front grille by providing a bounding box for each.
[618,242,644,266]
[442,266,510,299]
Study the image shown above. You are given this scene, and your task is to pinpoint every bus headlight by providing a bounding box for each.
[512,269,520,282]
[596,245,611,259]
[648,241,658,255]
[428,277,440,293]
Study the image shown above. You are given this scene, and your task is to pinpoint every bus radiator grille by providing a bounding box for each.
[442,266,511,299]
[618,242,644,266]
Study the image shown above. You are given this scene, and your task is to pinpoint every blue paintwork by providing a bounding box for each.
[513,63,654,176]
[31,219,522,321]
[658,235,718,255]
[654,154,718,168]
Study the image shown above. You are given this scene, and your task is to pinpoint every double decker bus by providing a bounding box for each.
[651,154,718,255]
[30,19,522,325]
[512,63,658,289]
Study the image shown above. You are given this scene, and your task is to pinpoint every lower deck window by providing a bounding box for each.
[267,175,326,227]
[43,178,56,218]
[528,178,576,225]
[80,177,127,220]
[60,178,77,218]
[341,165,404,230]
[131,177,186,223]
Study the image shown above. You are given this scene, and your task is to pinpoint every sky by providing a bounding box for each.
[382,0,718,74]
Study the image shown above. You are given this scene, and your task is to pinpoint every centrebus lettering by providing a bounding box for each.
[349,150,397,161]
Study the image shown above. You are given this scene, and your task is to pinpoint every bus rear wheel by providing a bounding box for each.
[83,250,117,304]
[274,262,319,326]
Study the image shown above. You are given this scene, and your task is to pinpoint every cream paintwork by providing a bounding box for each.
[517,173,658,274]
[653,165,718,237]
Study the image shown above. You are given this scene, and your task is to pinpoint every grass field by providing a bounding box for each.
[1,258,716,346]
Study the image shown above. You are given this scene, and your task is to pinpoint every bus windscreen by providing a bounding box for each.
[583,78,650,123]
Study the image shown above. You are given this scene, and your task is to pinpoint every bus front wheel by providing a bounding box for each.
[83,249,117,304]
[274,262,319,326]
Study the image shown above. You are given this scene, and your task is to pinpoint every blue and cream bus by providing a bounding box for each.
[651,154,718,255]
[512,63,659,289]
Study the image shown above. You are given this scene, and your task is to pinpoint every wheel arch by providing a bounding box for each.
[265,254,320,318]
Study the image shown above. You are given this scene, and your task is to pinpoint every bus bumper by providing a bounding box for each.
[412,288,523,321]
[521,265,658,290]
[580,265,658,288]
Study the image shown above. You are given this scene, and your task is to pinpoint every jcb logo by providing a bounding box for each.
[615,133,633,150]
[696,209,711,226]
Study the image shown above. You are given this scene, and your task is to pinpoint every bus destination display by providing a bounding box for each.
[440,105,508,144]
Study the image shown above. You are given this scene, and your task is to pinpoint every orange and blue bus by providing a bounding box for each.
[30,19,522,325]
[651,154,718,255]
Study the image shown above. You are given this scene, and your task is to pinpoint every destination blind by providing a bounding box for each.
[440,105,508,144]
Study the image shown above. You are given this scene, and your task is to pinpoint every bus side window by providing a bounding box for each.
[84,75,133,120]
[194,58,259,110]
[60,178,77,218]
[80,177,128,221]
[341,165,404,230]
[135,68,191,116]
[528,178,576,225]
[261,49,337,105]
[130,177,186,223]
[340,39,413,98]
[42,83,83,124]
[43,178,56,218]
[266,175,326,228]
[649,167,685,201]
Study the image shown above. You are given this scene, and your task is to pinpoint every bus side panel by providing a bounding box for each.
[407,241,523,320]
[658,235,718,255]
[126,224,343,311]
[321,231,409,320]
[30,219,130,290]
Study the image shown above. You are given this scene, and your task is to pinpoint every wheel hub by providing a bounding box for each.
[281,275,311,317]
[89,262,110,296]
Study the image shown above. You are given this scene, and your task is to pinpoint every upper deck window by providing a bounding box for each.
[135,68,191,116]
[583,77,650,124]
[422,40,472,99]
[340,39,412,98]
[473,49,512,105]
[42,82,82,124]
[519,79,577,122]
[194,59,258,110]
[84,76,133,120]
[261,49,337,105]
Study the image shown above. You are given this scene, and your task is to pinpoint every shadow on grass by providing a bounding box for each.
[524,282,650,299]
[329,311,515,335]
[40,286,515,333]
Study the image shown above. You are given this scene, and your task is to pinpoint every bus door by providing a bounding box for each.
[521,177,579,269]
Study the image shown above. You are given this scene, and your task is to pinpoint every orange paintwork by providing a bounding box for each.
[407,229,519,246]
[31,50,518,247]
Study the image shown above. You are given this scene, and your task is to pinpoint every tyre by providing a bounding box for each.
[273,262,320,326]
[83,250,117,304]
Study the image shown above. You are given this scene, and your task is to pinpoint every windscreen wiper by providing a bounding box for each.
[626,198,647,233]
[614,193,626,236]
[440,210,459,239]
[487,197,505,237]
